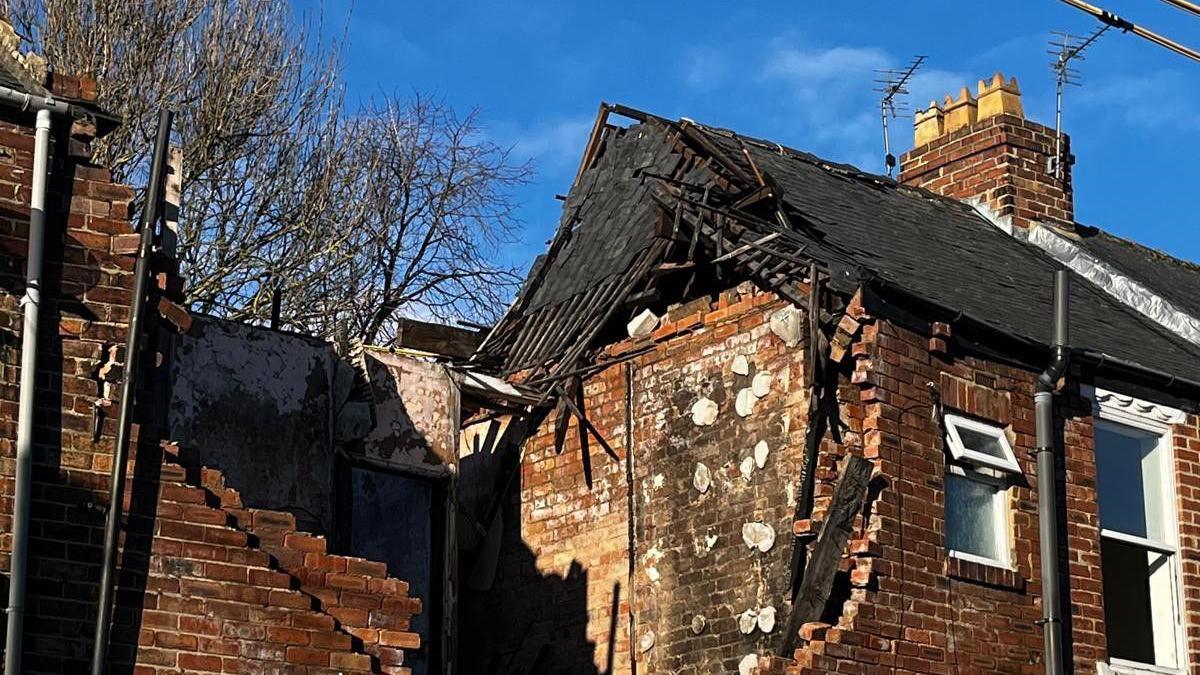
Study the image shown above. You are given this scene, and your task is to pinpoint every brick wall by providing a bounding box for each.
[463,283,829,673]
[0,100,422,672]
[472,272,1200,674]
[899,106,1073,229]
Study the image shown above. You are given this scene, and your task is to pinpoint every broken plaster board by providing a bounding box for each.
[967,198,1200,347]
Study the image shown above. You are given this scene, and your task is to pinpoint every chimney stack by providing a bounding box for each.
[900,72,1073,229]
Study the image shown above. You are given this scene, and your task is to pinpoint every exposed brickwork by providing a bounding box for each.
[476,272,1200,673]
[0,96,420,672]
[899,113,1074,229]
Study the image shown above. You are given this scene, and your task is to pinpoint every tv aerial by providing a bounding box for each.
[874,55,926,178]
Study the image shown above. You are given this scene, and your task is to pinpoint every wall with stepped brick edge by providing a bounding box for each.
[0,61,425,673]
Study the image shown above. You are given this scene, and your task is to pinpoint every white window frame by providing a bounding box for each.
[945,464,1011,569]
[944,412,1021,473]
[1087,385,1188,675]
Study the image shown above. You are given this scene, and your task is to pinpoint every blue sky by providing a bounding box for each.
[317,1,1200,270]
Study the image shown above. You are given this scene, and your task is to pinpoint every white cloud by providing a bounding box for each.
[1075,69,1200,131]
[755,39,968,170]
[507,116,596,172]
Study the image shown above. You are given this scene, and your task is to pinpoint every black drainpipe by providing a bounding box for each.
[1036,269,1070,675]
[89,109,174,675]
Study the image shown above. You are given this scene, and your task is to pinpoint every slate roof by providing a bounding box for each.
[479,104,1200,397]
[1072,226,1200,320]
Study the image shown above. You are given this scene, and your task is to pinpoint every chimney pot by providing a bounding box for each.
[977,72,1023,121]
[943,87,978,135]
[913,103,945,147]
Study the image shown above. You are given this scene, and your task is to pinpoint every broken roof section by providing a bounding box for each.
[477,103,1200,402]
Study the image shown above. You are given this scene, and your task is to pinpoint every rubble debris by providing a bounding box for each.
[752,371,772,397]
[693,462,712,493]
[691,397,718,426]
[691,614,707,635]
[732,354,750,375]
[741,522,776,552]
[735,388,756,417]
[754,440,769,469]
[770,306,803,347]
[627,308,660,338]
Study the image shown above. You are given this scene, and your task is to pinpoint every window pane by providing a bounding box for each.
[956,426,1009,462]
[1101,537,1178,668]
[1095,424,1166,541]
[945,473,1000,561]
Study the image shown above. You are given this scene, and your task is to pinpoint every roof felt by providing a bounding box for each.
[522,123,677,312]
[1072,227,1200,319]
[487,105,1200,387]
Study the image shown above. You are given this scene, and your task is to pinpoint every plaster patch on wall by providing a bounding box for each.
[693,463,712,494]
[739,456,755,482]
[752,371,772,398]
[754,441,769,469]
[741,522,776,552]
[691,397,718,426]
[735,388,756,417]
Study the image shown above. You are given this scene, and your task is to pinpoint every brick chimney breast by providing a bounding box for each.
[899,71,1074,230]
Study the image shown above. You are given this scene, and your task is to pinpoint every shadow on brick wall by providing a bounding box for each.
[0,132,159,673]
[458,414,611,675]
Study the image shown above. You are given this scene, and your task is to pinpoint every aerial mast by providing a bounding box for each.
[874,55,926,178]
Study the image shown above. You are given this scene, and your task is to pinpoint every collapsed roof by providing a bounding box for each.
[475,103,1200,404]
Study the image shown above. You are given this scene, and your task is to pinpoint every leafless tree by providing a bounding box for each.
[297,95,530,345]
[4,0,529,344]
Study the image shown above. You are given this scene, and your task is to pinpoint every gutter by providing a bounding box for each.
[3,97,58,675]
[862,276,1200,407]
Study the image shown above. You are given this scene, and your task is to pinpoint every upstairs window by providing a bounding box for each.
[943,414,1019,568]
[944,413,1020,472]
[1096,419,1184,673]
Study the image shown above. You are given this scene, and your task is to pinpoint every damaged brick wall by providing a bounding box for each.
[461,283,839,674]
[471,271,1200,675]
[0,90,424,672]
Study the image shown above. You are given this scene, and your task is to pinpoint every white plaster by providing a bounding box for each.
[752,371,772,398]
[732,354,750,375]
[691,614,707,635]
[691,397,718,426]
[735,388,757,417]
[770,306,803,347]
[738,608,758,634]
[754,440,770,469]
[742,522,776,552]
[739,654,760,675]
[693,463,712,494]
[757,606,777,633]
[740,456,755,482]
[639,630,656,653]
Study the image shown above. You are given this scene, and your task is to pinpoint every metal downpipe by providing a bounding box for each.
[1036,269,1070,675]
[4,107,53,674]
[90,109,174,675]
